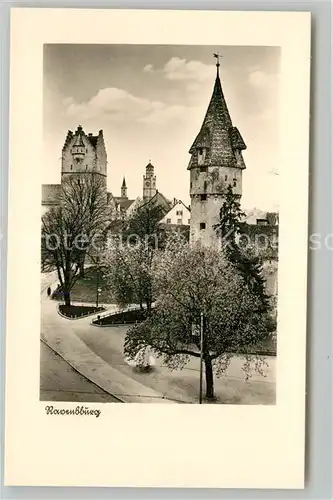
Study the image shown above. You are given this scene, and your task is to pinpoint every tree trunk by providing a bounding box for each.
[146,298,152,316]
[204,357,215,400]
[79,264,85,278]
[63,289,71,307]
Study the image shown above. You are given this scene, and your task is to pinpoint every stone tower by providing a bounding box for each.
[61,125,107,189]
[188,56,247,245]
[143,161,157,201]
[121,177,128,199]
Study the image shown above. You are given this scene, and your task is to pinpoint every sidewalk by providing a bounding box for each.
[41,274,175,403]
[75,324,276,405]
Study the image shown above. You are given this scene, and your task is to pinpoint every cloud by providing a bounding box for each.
[139,104,190,124]
[141,57,215,84]
[143,63,153,72]
[163,57,214,82]
[64,87,192,126]
[248,70,277,89]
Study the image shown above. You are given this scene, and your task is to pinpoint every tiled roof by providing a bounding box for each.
[141,191,171,214]
[114,197,136,211]
[189,71,246,168]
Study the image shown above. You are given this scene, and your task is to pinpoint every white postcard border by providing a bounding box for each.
[5,8,310,488]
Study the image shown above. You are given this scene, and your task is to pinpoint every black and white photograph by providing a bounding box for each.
[40,44,279,405]
[5,8,311,489]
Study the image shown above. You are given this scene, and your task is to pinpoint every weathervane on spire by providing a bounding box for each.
[213,52,222,75]
[213,52,222,64]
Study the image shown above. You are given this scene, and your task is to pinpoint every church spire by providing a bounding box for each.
[188,54,246,170]
[121,176,128,198]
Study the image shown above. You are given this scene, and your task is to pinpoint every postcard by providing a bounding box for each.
[5,8,310,488]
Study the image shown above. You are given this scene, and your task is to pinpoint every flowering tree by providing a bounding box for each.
[124,242,272,400]
[104,202,169,313]
[104,239,156,314]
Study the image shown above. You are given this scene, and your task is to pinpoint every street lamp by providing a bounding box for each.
[192,312,204,404]
[95,257,101,308]
[199,312,204,404]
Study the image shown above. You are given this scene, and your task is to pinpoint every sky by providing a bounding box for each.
[43,44,280,211]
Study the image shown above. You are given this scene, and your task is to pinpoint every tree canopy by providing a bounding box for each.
[124,242,271,400]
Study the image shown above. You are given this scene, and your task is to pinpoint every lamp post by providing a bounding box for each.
[199,312,204,404]
[95,257,100,308]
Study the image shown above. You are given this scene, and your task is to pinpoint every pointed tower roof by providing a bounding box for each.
[73,125,85,147]
[189,57,246,168]
[122,176,126,187]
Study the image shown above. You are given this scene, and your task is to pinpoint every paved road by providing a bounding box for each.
[40,271,276,404]
[40,341,120,403]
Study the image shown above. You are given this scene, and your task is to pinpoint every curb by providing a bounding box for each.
[40,337,126,403]
[56,304,106,321]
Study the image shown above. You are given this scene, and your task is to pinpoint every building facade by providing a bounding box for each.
[159,200,191,227]
[42,125,109,214]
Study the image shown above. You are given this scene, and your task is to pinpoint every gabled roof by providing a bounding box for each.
[114,197,136,211]
[73,129,85,147]
[161,200,191,220]
[189,67,246,168]
[141,191,171,213]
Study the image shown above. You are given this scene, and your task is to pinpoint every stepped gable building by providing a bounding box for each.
[42,125,111,215]
[188,55,246,245]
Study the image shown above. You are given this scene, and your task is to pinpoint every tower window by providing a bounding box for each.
[200,166,207,173]
[188,219,191,225]
[199,148,203,155]
[201,194,207,201]
[203,181,207,191]
[200,223,206,230]
[70,165,73,170]
[225,175,228,181]
[233,179,237,187]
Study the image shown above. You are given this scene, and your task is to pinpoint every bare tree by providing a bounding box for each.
[41,175,110,306]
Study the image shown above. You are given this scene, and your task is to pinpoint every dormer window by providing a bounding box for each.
[198,147,206,166]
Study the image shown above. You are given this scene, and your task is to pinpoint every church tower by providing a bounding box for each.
[121,177,128,199]
[143,161,157,201]
[188,55,247,245]
[61,125,107,190]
